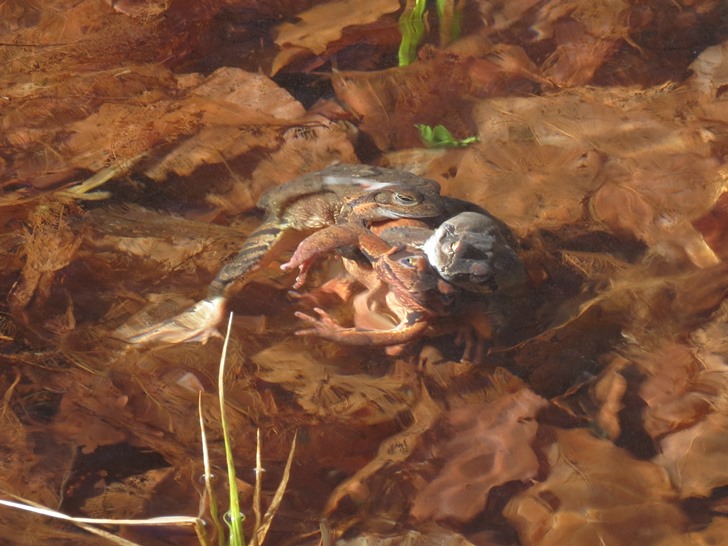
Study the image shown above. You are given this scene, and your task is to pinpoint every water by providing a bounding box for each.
[1,1,728,544]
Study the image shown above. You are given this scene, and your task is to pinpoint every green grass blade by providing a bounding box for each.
[435,0,461,45]
[218,313,245,546]
[199,393,226,546]
[398,0,427,66]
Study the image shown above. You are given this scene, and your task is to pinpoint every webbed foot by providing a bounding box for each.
[294,307,346,338]
[123,297,226,345]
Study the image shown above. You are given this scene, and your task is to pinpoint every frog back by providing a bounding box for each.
[258,164,444,222]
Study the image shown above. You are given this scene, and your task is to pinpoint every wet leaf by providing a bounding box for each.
[656,411,728,498]
[411,389,547,522]
[272,0,401,74]
[504,428,685,546]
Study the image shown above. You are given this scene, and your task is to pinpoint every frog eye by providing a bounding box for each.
[399,256,419,268]
[393,191,422,206]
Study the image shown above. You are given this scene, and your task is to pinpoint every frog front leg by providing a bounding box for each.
[280,224,363,288]
[288,274,361,307]
[294,307,428,346]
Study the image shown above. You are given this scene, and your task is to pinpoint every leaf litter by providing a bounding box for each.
[2,0,728,545]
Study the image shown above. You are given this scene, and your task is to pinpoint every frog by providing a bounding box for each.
[293,226,460,347]
[125,164,446,345]
[287,210,527,357]
[422,211,527,295]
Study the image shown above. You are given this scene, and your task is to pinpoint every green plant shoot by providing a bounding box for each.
[416,124,479,148]
[218,313,245,546]
[398,0,427,66]
[398,0,462,66]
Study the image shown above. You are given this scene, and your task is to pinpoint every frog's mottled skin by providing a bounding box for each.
[283,201,527,296]
[422,211,527,294]
[207,164,445,299]
[126,164,446,345]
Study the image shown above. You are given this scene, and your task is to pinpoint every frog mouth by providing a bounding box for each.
[386,206,443,218]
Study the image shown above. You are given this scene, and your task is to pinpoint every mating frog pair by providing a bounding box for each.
[125,164,526,351]
[285,208,527,355]
[126,164,446,344]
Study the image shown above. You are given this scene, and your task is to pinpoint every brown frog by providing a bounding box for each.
[126,164,445,344]
[288,211,527,357]
[293,226,460,347]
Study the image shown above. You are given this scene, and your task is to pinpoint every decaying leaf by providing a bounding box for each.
[323,383,443,515]
[336,523,481,546]
[9,201,85,314]
[436,86,724,267]
[532,0,633,86]
[272,0,401,74]
[411,389,547,522]
[333,47,540,151]
[504,428,686,546]
[688,39,728,97]
[656,411,728,499]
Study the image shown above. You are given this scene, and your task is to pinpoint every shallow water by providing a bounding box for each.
[2,1,728,545]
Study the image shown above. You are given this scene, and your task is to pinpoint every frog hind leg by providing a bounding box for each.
[123,296,227,345]
[294,307,429,346]
[125,218,289,346]
[207,216,290,299]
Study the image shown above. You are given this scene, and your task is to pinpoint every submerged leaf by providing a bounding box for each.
[273,0,401,74]
[411,389,547,522]
[504,428,685,546]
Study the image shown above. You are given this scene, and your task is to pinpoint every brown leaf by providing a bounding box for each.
[593,356,629,439]
[590,176,720,268]
[65,68,304,179]
[438,86,724,263]
[336,523,482,546]
[333,47,538,151]
[688,39,728,97]
[504,428,685,546]
[324,383,443,515]
[694,191,728,260]
[272,0,401,74]
[411,389,547,522]
[442,142,602,235]
[533,0,632,86]
[251,340,417,421]
[189,67,306,120]
[656,411,728,498]
[635,343,708,438]
[9,202,84,313]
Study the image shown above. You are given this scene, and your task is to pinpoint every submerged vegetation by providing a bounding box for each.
[415,124,480,147]
[398,0,463,66]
